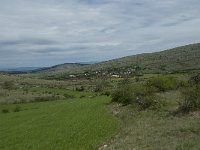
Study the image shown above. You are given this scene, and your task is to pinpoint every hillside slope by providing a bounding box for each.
[32,63,88,74]
[34,43,200,75]
[88,43,200,73]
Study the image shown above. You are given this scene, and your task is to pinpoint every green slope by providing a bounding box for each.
[0,97,118,150]
[87,43,200,73]
[34,43,200,75]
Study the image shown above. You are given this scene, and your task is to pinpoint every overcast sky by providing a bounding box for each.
[0,0,200,68]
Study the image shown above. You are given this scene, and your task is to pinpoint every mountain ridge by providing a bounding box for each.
[34,43,200,75]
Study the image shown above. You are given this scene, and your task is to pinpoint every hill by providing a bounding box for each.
[31,63,88,74]
[34,43,200,75]
[0,67,41,74]
[89,43,200,73]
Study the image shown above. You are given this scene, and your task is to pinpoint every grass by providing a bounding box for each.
[0,96,119,150]
[106,91,200,150]
[30,87,95,98]
[0,73,97,103]
[1,73,200,149]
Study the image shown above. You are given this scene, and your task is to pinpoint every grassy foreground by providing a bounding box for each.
[106,91,200,150]
[0,96,118,150]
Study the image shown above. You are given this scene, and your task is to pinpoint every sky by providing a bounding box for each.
[0,0,200,68]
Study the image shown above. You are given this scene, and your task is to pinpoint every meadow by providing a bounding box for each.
[0,96,118,150]
[0,72,200,150]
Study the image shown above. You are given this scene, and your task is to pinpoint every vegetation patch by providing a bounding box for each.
[33,95,61,102]
[111,79,162,110]
[1,108,9,114]
[111,79,133,105]
[0,97,118,150]
[178,73,200,113]
[1,70,200,149]
[63,93,75,99]
[146,75,178,92]
[106,92,200,150]
[13,105,22,112]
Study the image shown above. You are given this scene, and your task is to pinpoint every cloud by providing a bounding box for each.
[0,0,200,67]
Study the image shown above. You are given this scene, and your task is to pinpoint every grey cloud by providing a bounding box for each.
[0,0,200,67]
[0,39,57,47]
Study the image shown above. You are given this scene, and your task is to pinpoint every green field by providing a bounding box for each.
[30,87,95,98]
[0,72,200,149]
[0,96,118,150]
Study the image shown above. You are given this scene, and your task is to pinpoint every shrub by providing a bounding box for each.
[3,81,16,90]
[111,81,161,109]
[94,80,110,92]
[190,73,200,84]
[13,105,21,112]
[178,74,200,113]
[132,84,160,110]
[23,88,29,93]
[76,86,85,92]
[190,73,200,89]
[131,84,156,97]
[0,90,7,97]
[80,95,86,99]
[101,91,111,96]
[94,84,104,92]
[178,86,200,113]
[34,95,60,102]
[111,85,133,105]
[63,93,75,99]
[136,94,158,110]
[2,109,9,113]
[177,80,188,88]
[147,75,177,92]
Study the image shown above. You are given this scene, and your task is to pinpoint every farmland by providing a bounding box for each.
[1,71,200,150]
[0,96,118,150]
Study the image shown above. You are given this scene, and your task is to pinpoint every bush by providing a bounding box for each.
[13,105,21,112]
[190,73,200,89]
[136,94,158,110]
[94,80,110,92]
[111,85,133,105]
[101,91,111,96]
[131,84,156,97]
[190,73,200,85]
[132,84,160,110]
[112,80,162,109]
[178,87,200,113]
[2,109,9,113]
[76,86,85,92]
[63,93,75,99]
[0,90,7,97]
[147,75,177,92]
[178,75,200,113]
[34,95,60,102]
[177,80,188,88]
[80,95,86,99]
[3,81,16,90]
[94,84,104,92]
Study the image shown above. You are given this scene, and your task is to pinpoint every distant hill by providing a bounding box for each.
[34,43,200,75]
[0,67,41,74]
[32,63,89,74]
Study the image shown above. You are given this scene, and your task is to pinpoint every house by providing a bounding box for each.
[69,75,76,78]
[111,75,120,78]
